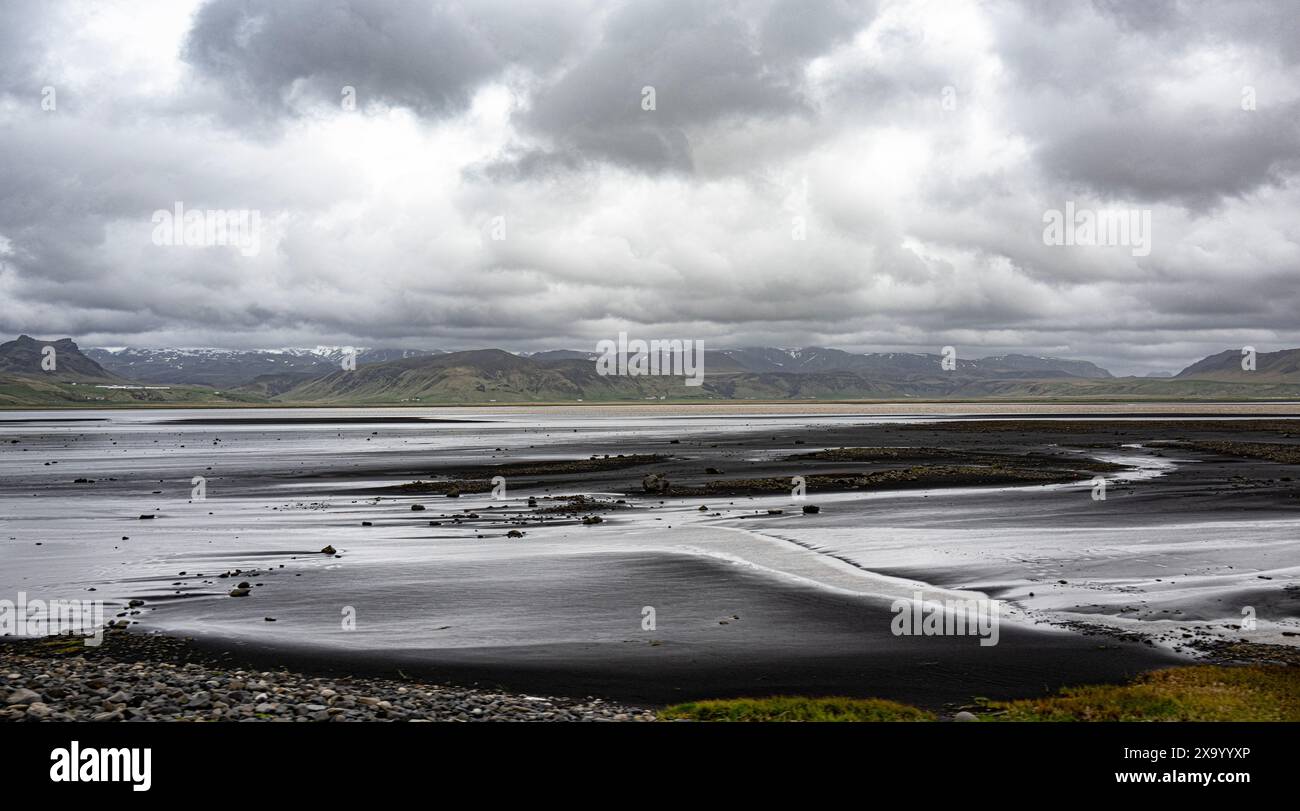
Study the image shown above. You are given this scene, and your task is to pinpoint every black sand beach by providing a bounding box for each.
[3,407,1298,717]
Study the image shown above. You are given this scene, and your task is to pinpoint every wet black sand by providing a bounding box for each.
[147,552,1182,709]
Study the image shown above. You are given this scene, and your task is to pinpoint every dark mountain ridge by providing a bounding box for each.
[6,336,1300,405]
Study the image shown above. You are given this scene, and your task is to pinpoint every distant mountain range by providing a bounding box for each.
[4,334,1300,406]
[715,347,1113,379]
[1175,347,1300,382]
[85,346,441,388]
[75,343,1115,387]
[0,336,264,407]
[514,347,1112,378]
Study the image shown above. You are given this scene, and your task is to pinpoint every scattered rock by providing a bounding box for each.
[642,473,670,495]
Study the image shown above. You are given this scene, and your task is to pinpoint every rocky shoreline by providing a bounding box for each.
[0,632,657,722]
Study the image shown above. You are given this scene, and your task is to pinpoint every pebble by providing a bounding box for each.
[0,635,656,723]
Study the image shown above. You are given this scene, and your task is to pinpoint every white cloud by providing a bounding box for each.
[0,0,1297,376]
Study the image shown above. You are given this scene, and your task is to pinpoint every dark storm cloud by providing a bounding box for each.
[502,0,878,174]
[183,0,878,173]
[993,0,1300,208]
[1035,103,1300,209]
[183,0,592,120]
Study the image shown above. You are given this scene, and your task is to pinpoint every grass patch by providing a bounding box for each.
[984,665,1300,721]
[657,666,1300,722]
[659,696,934,722]
[28,635,96,655]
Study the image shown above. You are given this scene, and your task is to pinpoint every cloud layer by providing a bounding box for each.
[0,0,1297,374]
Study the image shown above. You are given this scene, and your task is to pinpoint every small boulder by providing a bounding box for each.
[4,688,41,706]
[320,545,337,555]
[642,473,670,495]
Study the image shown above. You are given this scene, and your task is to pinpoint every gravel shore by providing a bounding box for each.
[0,632,657,722]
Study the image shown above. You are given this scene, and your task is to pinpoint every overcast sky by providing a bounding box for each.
[1,0,1297,374]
